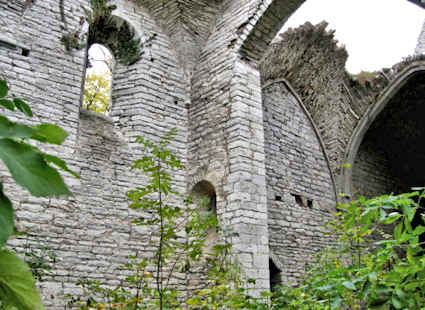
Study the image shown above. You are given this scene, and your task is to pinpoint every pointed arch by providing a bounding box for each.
[342,62,425,196]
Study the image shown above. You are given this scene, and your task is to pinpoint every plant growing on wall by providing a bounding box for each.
[67,130,267,309]
[270,190,425,309]
[0,78,77,310]
[82,0,145,65]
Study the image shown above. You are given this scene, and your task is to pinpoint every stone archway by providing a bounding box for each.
[343,63,425,198]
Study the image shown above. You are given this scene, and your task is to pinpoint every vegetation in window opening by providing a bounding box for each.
[82,0,145,65]
[83,44,112,114]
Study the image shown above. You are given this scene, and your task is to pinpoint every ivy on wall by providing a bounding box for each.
[61,0,147,66]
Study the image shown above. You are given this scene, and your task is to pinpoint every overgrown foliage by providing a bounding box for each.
[270,190,425,309]
[67,130,270,309]
[0,78,76,310]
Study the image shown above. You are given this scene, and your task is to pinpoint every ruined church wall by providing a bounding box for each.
[351,140,403,199]
[188,0,271,293]
[262,81,336,284]
[1,0,189,307]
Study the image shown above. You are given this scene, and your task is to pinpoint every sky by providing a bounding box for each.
[280,0,425,73]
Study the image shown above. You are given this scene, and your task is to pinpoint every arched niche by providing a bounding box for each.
[191,180,217,216]
[343,64,425,198]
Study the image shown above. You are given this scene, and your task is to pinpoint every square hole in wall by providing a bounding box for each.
[21,48,30,57]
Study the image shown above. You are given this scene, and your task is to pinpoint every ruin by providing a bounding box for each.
[1,0,425,306]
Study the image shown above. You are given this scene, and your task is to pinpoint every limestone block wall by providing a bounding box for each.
[351,139,403,199]
[262,81,336,284]
[1,0,189,306]
[188,0,272,294]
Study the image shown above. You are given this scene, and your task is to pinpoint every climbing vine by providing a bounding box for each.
[61,0,147,66]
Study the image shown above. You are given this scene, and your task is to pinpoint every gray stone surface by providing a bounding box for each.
[262,81,336,284]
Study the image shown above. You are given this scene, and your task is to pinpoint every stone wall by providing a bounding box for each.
[352,138,403,199]
[1,0,189,306]
[262,81,336,284]
[1,0,425,307]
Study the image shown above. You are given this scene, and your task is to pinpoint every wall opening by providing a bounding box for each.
[82,43,114,115]
[191,180,217,216]
[269,258,281,292]
[352,72,425,198]
[351,72,425,241]
[191,180,218,247]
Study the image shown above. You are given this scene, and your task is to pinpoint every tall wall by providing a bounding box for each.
[1,0,189,306]
[262,81,336,284]
[2,0,425,307]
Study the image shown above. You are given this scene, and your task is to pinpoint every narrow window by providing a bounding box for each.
[191,181,218,249]
[269,258,281,292]
[291,193,304,207]
[82,44,114,115]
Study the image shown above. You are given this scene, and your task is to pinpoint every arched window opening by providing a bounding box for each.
[191,181,218,249]
[269,258,281,292]
[80,8,143,115]
[82,43,114,115]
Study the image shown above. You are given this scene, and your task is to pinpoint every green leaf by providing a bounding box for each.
[394,222,403,240]
[0,99,14,111]
[392,296,403,309]
[42,154,80,179]
[368,272,377,282]
[0,184,13,247]
[0,139,71,197]
[0,80,8,98]
[0,115,35,139]
[401,204,415,222]
[382,212,401,224]
[342,281,356,290]
[31,124,68,145]
[412,225,425,236]
[13,98,33,117]
[0,250,44,310]
[331,296,342,309]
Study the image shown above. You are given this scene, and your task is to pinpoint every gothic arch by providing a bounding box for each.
[342,62,425,196]
[238,0,423,64]
[262,78,338,202]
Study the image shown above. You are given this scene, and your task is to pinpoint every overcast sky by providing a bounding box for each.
[280,0,425,73]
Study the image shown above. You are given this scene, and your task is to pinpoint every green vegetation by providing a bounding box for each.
[0,79,76,310]
[269,191,425,309]
[67,130,254,309]
[83,70,111,114]
[2,79,425,308]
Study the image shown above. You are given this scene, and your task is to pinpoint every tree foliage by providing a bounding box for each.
[83,70,111,114]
